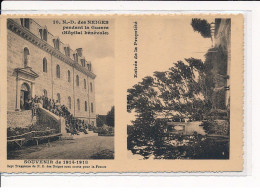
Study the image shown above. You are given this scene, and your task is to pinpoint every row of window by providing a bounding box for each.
[43,58,93,91]
[56,65,93,91]
[23,47,93,91]
[43,90,94,113]
[71,97,94,113]
[24,42,91,71]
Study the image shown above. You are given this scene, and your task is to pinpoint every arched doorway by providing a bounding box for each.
[20,83,31,110]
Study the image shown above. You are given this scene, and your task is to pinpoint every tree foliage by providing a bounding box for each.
[127,57,213,121]
[96,115,106,127]
[106,106,114,127]
[127,57,216,156]
[191,18,211,38]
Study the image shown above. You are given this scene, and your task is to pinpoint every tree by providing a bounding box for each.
[127,57,215,155]
[191,18,211,38]
[96,115,106,127]
[128,58,211,122]
[106,106,114,127]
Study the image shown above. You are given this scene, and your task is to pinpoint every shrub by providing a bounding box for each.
[202,119,229,135]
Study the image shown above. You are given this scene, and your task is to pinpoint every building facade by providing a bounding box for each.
[214,18,231,109]
[7,18,96,126]
[208,18,231,112]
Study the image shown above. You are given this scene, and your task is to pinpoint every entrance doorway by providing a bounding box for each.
[20,83,30,110]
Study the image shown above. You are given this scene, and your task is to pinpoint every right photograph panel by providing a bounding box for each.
[127,16,232,160]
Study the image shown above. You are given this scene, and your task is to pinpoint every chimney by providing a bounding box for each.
[76,48,83,57]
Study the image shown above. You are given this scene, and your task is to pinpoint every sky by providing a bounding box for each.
[35,18,115,115]
[127,17,213,88]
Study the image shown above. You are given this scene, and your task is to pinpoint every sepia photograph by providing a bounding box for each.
[6,17,115,160]
[127,17,231,160]
[0,13,243,173]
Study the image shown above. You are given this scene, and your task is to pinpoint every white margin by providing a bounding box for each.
[0,0,257,187]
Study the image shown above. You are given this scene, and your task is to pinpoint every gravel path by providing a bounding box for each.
[8,136,114,160]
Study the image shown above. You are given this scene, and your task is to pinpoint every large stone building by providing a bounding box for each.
[211,18,231,111]
[7,18,96,126]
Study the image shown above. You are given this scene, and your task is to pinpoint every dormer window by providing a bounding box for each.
[39,28,48,41]
[20,18,30,29]
[87,62,92,71]
[81,59,86,67]
[64,46,70,57]
[43,29,48,41]
[73,53,78,63]
[53,38,60,50]
[76,48,83,57]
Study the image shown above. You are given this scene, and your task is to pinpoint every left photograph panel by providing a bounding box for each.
[6,17,115,160]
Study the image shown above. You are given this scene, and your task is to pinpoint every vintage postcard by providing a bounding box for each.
[0,14,244,173]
